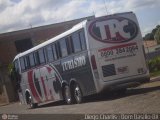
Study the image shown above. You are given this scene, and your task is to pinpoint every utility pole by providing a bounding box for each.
[104,0,108,15]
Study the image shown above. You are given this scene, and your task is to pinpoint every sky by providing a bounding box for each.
[0,0,160,36]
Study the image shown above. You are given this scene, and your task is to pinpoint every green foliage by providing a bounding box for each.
[143,25,160,41]
[143,33,154,40]
[150,70,160,77]
[7,63,14,75]
[148,56,160,72]
[154,27,160,44]
[152,25,160,35]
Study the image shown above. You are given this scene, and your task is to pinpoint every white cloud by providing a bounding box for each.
[0,0,160,34]
[0,0,89,33]
[142,26,153,36]
[0,0,14,12]
[105,0,160,14]
[125,0,160,10]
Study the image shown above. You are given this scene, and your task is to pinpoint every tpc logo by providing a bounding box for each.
[89,16,138,43]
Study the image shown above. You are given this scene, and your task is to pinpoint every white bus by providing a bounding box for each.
[12,12,150,108]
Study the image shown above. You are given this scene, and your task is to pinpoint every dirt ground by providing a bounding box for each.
[0,78,160,115]
[0,94,8,106]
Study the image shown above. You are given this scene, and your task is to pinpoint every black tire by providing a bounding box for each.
[28,95,38,109]
[73,84,83,104]
[63,85,72,104]
[117,88,127,95]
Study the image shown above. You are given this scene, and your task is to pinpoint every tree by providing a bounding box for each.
[143,25,160,41]
[155,27,160,44]
[152,25,160,35]
[143,33,154,40]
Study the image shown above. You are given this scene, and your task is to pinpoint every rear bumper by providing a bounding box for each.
[99,74,150,92]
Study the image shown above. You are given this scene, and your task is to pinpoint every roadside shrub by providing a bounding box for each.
[148,56,160,72]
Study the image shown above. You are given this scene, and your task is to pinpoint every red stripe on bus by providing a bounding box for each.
[28,71,41,102]
[98,42,137,52]
[41,77,48,101]
[47,67,52,73]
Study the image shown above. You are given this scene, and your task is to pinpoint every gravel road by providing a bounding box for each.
[0,79,160,115]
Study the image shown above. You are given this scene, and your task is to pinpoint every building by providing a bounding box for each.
[0,16,94,103]
[143,40,157,48]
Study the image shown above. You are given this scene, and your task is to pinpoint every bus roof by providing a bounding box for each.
[13,11,134,61]
[13,20,87,61]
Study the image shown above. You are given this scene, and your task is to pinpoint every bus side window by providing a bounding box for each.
[34,51,40,65]
[24,56,30,70]
[20,57,25,71]
[54,42,61,59]
[65,36,73,54]
[79,30,86,50]
[59,38,68,57]
[45,45,54,62]
[38,48,46,64]
[72,32,81,53]
[52,44,58,60]
[14,60,19,72]
[14,59,19,73]
[29,53,35,67]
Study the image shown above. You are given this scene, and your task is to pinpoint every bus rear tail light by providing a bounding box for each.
[142,45,146,59]
[91,55,97,70]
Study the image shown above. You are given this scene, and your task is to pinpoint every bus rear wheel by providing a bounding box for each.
[63,85,72,104]
[73,84,83,104]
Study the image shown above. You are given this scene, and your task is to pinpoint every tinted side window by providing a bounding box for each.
[59,39,68,57]
[46,45,54,62]
[14,59,19,73]
[68,36,74,54]
[65,37,72,54]
[20,57,25,71]
[52,44,58,60]
[79,31,86,50]
[29,53,35,67]
[34,51,40,65]
[24,56,30,69]
[72,32,81,53]
[38,49,45,64]
[55,42,61,59]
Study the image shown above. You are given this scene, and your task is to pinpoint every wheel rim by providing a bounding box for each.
[64,86,71,103]
[74,85,81,102]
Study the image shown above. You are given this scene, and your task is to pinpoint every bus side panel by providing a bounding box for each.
[20,65,64,104]
[60,51,97,97]
[39,65,63,102]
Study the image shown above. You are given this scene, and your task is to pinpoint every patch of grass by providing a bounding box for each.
[150,70,160,77]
